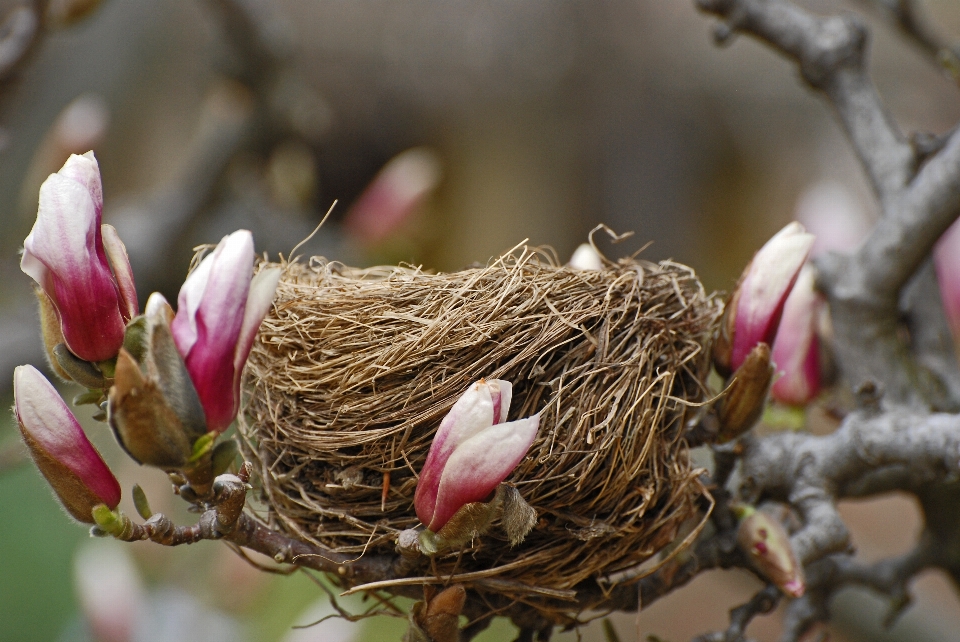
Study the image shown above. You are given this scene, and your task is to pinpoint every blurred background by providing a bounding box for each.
[1,0,960,640]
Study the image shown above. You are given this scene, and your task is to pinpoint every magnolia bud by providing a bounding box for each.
[714,222,814,375]
[736,505,805,597]
[717,343,774,442]
[21,152,137,363]
[170,231,281,433]
[14,365,121,523]
[108,312,208,469]
[771,266,822,406]
[345,147,441,244]
[414,379,538,534]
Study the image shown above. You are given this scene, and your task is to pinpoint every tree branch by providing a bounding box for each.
[696,0,914,203]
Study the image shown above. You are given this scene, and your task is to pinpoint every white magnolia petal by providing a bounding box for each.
[57,152,103,214]
[733,222,814,368]
[488,379,512,424]
[233,267,281,375]
[144,292,175,325]
[170,248,215,356]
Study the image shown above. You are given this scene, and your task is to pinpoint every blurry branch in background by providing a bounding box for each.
[0,2,44,95]
[114,0,335,294]
[0,0,107,102]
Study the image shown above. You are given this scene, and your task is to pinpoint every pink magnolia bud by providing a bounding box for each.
[344,147,441,244]
[935,219,960,340]
[21,152,138,363]
[74,541,144,642]
[13,365,121,522]
[794,181,870,258]
[771,266,822,406]
[736,505,805,598]
[170,231,281,432]
[715,222,815,375]
[415,379,538,533]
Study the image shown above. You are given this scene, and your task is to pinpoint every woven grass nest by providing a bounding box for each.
[239,243,722,603]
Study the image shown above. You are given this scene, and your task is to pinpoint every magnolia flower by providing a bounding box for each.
[170,230,281,433]
[714,222,815,375]
[21,152,137,363]
[14,364,121,523]
[736,505,805,598]
[344,147,441,244]
[771,266,822,406]
[415,379,539,533]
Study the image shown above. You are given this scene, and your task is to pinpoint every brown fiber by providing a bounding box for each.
[238,242,721,605]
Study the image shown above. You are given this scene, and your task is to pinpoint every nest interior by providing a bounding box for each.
[239,245,721,599]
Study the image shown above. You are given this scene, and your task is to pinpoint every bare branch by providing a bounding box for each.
[691,584,780,642]
[696,0,914,203]
[781,536,936,639]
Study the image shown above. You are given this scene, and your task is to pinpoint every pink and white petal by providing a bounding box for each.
[25,174,124,361]
[57,152,103,218]
[170,248,214,357]
[232,267,281,377]
[732,222,814,369]
[182,231,256,431]
[428,415,539,531]
[771,267,821,406]
[14,365,121,508]
[425,382,496,472]
[935,219,960,338]
[25,173,100,279]
[101,224,138,319]
[414,382,496,525]
[344,147,441,244]
[144,292,174,325]
[488,379,512,424]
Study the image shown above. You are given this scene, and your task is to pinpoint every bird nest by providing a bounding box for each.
[238,243,722,604]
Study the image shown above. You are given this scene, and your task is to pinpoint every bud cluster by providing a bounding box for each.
[712,221,819,441]
[13,153,280,523]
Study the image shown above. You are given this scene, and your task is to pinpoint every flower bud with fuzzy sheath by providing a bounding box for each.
[14,365,121,522]
[21,152,138,364]
[771,266,822,406]
[717,343,775,442]
[170,230,281,433]
[714,222,814,376]
[108,296,208,469]
[736,504,805,597]
[415,379,539,533]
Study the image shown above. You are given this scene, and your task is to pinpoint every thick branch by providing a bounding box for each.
[696,0,914,202]
[780,537,936,641]
[737,405,960,567]
[698,0,960,405]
